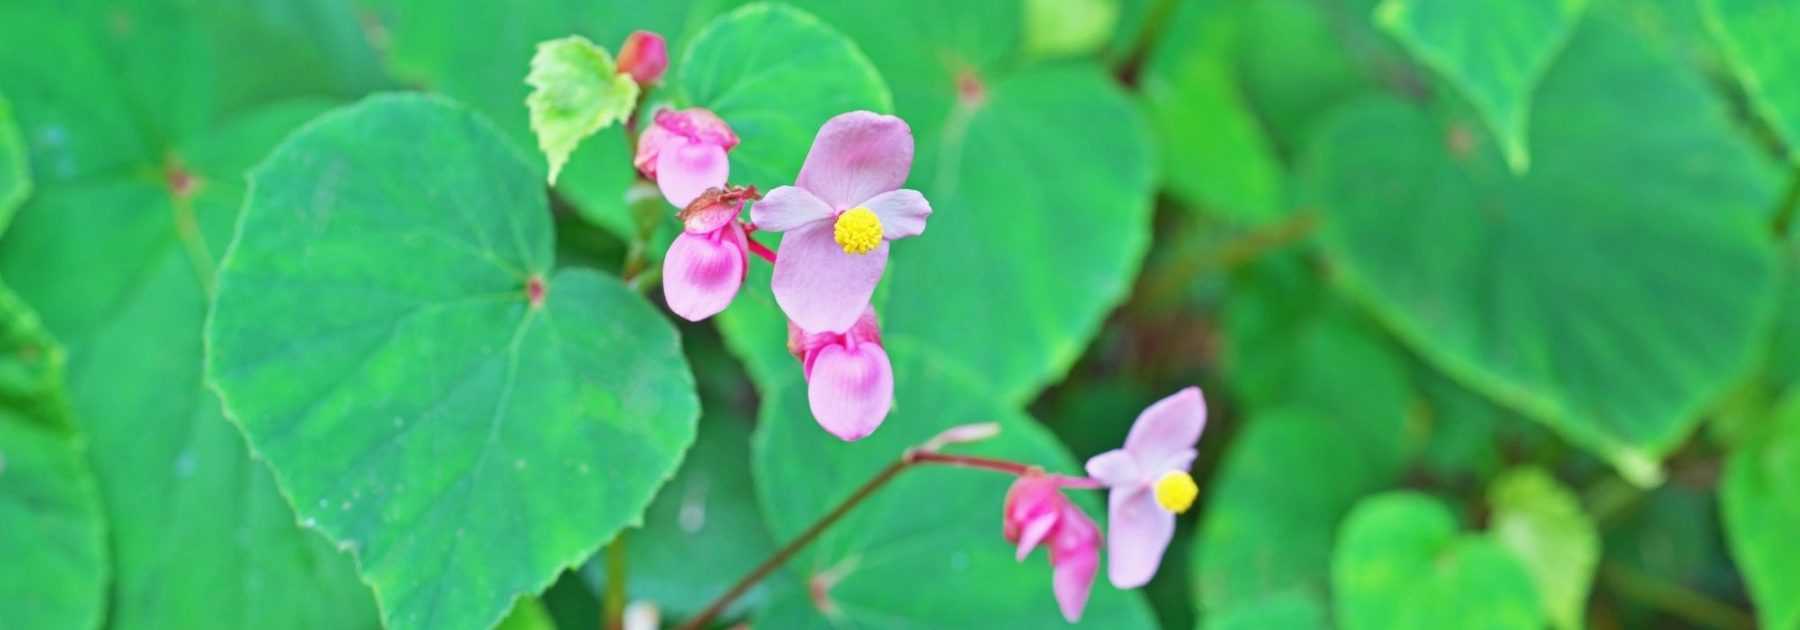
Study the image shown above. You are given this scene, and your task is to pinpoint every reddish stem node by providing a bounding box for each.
[525,275,546,307]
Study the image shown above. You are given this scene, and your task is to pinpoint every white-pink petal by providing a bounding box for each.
[749,185,835,232]
[655,138,729,207]
[1106,488,1174,588]
[796,111,914,211]
[1123,387,1207,473]
[771,222,888,333]
[1084,449,1144,487]
[861,188,931,240]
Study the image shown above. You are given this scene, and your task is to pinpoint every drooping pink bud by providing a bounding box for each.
[662,186,758,322]
[787,308,891,441]
[635,108,739,207]
[617,30,668,86]
[1001,474,1102,623]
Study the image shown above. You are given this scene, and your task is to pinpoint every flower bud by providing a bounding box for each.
[617,30,667,85]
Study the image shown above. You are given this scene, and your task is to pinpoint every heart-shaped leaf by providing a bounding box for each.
[1488,468,1599,630]
[1333,492,1543,630]
[750,340,1156,628]
[1376,0,1588,171]
[1701,0,1800,164]
[0,282,106,630]
[527,35,639,184]
[1721,394,1800,630]
[1305,18,1782,481]
[0,7,382,629]
[207,94,699,630]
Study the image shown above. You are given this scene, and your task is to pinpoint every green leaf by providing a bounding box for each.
[1375,0,1587,171]
[1023,0,1119,59]
[495,597,556,630]
[1702,0,1800,164]
[1488,467,1599,630]
[751,341,1156,628]
[1333,492,1543,630]
[0,282,106,630]
[1200,591,1326,630]
[0,8,382,628]
[364,0,749,239]
[1140,0,1284,223]
[582,411,783,620]
[1305,18,1782,481]
[207,94,699,630]
[677,3,892,191]
[0,94,26,233]
[1721,394,1800,630]
[1191,410,1398,619]
[1236,0,1382,158]
[527,35,639,185]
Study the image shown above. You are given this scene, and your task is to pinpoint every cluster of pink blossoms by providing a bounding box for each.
[617,30,1202,623]
[638,86,929,442]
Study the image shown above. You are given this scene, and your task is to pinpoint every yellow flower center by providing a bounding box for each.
[833,207,883,255]
[1154,470,1197,514]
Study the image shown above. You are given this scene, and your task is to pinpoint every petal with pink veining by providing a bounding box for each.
[805,341,893,441]
[661,224,746,322]
[1123,387,1207,473]
[771,222,888,333]
[655,138,729,207]
[797,111,914,210]
[862,188,931,240]
[1106,488,1174,588]
[750,185,835,232]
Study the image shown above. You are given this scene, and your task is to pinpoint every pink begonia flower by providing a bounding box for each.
[635,108,739,207]
[786,308,893,440]
[1084,387,1206,588]
[1003,474,1102,622]
[751,111,932,332]
[616,30,667,85]
[662,186,759,321]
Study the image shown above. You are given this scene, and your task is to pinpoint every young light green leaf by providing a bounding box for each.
[1701,0,1800,165]
[1376,0,1587,172]
[1333,492,1543,630]
[1721,394,1800,630]
[1023,0,1119,59]
[527,35,639,184]
[0,281,106,630]
[207,94,698,630]
[1488,468,1599,630]
[1306,18,1782,481]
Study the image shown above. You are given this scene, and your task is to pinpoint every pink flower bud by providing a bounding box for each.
[1001,474,1102,623]
[617,30,667,85]
[634,108,739,207]
[788,308,891,441]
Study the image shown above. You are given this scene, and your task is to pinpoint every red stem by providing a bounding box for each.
[746,237,777,263]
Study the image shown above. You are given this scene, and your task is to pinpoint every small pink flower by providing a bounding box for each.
[616,30,667,86]
[663,186,758,321]
[1003,474,1101,622]
[635,108,739,207]
[786,308,893,440]
[1084,387,1206,588]
[751,111,932,333]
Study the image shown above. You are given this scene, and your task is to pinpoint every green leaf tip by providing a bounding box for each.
[525,35,639,185]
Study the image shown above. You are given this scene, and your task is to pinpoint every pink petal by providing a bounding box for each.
[633,123,675,179]
[797,111,914,210]
[1016,512,1058,561]
[655,108,738,148]
[1124,387,1207,473]
[661,224,747,321]
[1084,449,1143,487]
[862,188,931,240]
[654,137,729,207]
[805,340,893,441]
[749,185,835,232]
[1049,504,1101,623]
[1106,488,1175,589]
[771,222,888,333]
